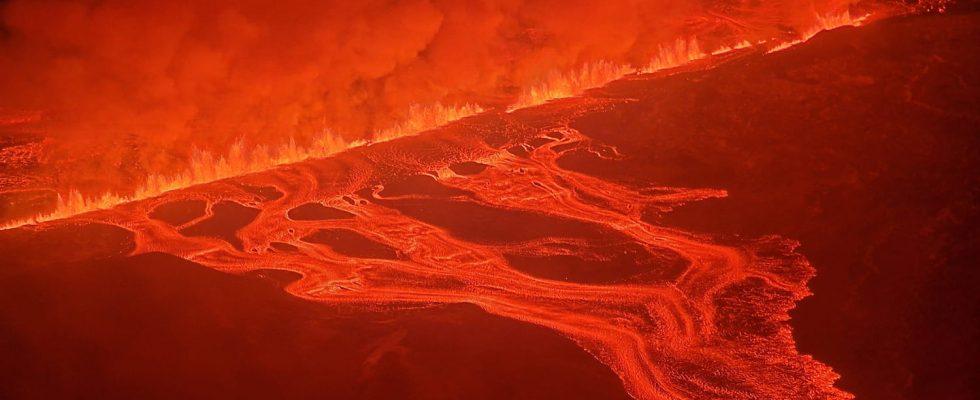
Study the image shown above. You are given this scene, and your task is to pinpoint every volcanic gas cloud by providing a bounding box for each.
[2,0,978,399]
[1,0,898,221]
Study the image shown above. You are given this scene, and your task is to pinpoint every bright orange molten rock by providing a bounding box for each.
[4,11,893,399]
[52,98,850,398]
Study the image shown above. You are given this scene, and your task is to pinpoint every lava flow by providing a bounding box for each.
[2,1,977,399]
[48,96,846,399]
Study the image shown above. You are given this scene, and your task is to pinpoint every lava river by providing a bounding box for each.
[25,93,848,399]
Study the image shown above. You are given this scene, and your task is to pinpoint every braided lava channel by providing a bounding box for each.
[35,93,851,399]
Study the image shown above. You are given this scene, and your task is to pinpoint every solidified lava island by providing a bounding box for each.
[2,1,978,399]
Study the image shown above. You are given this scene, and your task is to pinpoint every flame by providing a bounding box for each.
[509,61,637,110]
[2,10,877,230]
[711,40,753,56]
[510,37,707,110]
[2,102,482,229]
[768,10,869,53]
[640,37,706,74]
[513,9,873,112]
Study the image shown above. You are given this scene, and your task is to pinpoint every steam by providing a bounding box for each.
[0,0,869,191]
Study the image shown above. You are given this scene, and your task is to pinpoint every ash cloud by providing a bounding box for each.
[0,0,866,189]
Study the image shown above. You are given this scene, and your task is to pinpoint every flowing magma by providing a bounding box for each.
[0,2,963,398]
[2,9,873,230]
[47,85,849,399]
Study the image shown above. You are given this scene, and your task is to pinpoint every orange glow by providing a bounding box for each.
[510,61,637,110]
[510,37,706,110]
[512,9,873,111]
[0,10,877,230]
[1,102,482,229]
[768,11,870,53]
[1,2,971,399]
[86,119,849,399]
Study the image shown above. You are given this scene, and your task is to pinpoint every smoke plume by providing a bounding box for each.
[0,0,875,192]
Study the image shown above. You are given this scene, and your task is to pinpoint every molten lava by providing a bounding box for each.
[52,99,849,398]
[1,1,973,399]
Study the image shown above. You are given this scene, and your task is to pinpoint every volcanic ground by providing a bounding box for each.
[1,11,979,400]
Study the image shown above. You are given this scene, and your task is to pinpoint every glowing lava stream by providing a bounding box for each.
[53,91,851,398]
[0,10,881,399]
[2,10,870,230]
